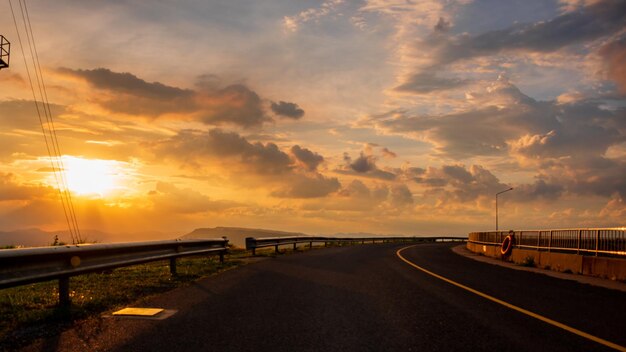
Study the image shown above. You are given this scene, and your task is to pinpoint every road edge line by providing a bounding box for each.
[396,245,626,352]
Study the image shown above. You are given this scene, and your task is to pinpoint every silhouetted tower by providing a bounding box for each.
[0,35,10,69]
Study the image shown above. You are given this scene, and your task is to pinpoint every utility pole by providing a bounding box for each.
[0,35,9,70]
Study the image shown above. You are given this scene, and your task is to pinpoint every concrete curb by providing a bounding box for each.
[452,244,626,293]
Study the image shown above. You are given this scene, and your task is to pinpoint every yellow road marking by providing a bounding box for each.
[396,245,626,352]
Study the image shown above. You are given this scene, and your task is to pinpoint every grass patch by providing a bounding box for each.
[0,254,241,349]
[521,255,536,267]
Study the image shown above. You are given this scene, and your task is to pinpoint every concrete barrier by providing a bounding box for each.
[466,242,626,281]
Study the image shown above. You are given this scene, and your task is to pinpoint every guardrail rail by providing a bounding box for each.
[0,238,228,305]
[468,228,626,257]
[246,235,466,255]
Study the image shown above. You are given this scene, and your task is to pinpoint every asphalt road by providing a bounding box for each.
[20,243,626,351]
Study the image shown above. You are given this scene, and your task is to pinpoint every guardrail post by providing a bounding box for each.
[293,243,297,250]
[59,277,70,306]
[219,250,225,263]
[577,230,581,255]
[170,258,177,275]
[275,245,279,254]
[309,241,313,249]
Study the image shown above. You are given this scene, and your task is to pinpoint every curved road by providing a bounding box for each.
[21,243,626,351]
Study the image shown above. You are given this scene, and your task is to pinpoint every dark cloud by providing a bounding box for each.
[271,174,340,198]
[438,1,626,65]
[398,0,626,93]
[156,129,292,174]
[442,165,474,184]
[390,184,414,206]
[198,84,269,128]
[291,145,324,171]
[332,180,414,211]
[376,79,625,160]
[154,129,340,198]
[413,164,509,203]
[339,152,396,180]
[433,17,451,33]
[58,68,269,128]
[512,179,564,202]
[350,152,377,173]
[58,68,192,100]
[395,72,469,94]
[599,35,626,93]
[271,101,305,119]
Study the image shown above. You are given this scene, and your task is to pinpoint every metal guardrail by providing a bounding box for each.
[468,228,626,257]
[246,236,466,255]
[0,238,228,305]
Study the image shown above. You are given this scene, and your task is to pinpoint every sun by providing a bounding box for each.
[59,156,125,197]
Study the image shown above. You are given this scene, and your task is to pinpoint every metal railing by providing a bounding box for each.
[468,228,626,257]
[0,238,228,305]
[246,235,466,255]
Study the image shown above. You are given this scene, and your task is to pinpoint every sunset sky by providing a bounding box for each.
[0,0,625,239]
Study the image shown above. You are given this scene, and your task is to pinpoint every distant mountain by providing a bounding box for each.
[0,228,176,248]
[0,228,60,248]
[181,227,308,248]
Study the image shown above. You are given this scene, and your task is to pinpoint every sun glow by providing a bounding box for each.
[55,156,127,197]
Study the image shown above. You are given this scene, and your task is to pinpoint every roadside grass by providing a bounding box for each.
[0,243,347,348]
[0,253,243,349]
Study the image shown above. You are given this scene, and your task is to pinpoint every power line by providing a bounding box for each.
[9,0,82,244]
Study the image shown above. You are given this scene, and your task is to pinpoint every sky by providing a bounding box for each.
[0,0,625,239]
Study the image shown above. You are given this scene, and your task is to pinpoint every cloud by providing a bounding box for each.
[271,101,305,119]
[395,72,469,94]
[57,68,270,128]
[155,129,293,174]
[148,181,241,214]
[437,0,625,65]
[598,35,626,93]
[381,147,397,159]
[283,0,344,33]
[373,78,625,159]
[396,0,626,93]
[58,68,192,100]
[0,173,55,201]
[291,145,324,171]
[339,152,396,180]
[154,129,340,198]
[271,173,340,198]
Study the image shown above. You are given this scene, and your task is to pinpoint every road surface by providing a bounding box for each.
[18,243,626,351]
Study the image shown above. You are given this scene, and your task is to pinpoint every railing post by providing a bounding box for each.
[537,231,541,250]
[59,276,70,306]
[275,245,279,253]
[293,243,297,250]
[548,230,552,252]
[577,230,581,255]
[170,257,177,275]
[309,241,313,249]
[596,230,600,257]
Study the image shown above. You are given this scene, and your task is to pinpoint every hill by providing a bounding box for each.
[181,227,308,248]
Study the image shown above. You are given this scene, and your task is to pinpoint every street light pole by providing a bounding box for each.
[496,187,513,232]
